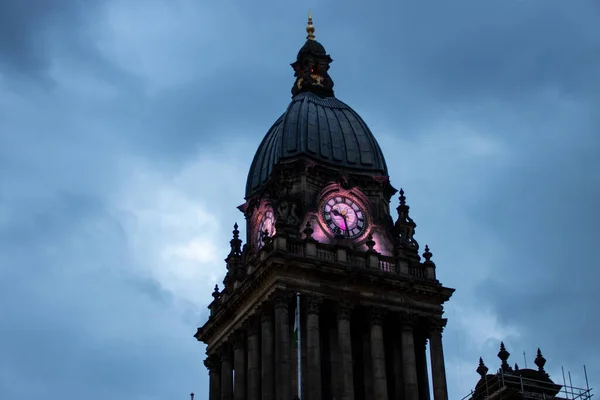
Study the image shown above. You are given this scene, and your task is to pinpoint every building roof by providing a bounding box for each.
[245,15,388,197]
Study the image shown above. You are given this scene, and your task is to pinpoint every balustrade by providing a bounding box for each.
[261,235,431,279]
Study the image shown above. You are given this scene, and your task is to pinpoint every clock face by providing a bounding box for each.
[321,195,367,239]
[256,210,275,248]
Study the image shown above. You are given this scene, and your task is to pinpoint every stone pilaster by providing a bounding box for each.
[221,344,234,400]
[370,307,389,400]
[204,354,221,400]
[261,303,275,400]
[306,295,323,400]
[246,316,261,400]
[429,320,449,400]
[274,291,292,400]
[336,301,355,400]
[233,330,247,400]
[400,316,420,400]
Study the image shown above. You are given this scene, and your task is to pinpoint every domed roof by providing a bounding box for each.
[245,14,388,197]
[246,91,388,197]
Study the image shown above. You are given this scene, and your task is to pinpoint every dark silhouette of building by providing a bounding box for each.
[194,13,454,400]
[463,342,593,400]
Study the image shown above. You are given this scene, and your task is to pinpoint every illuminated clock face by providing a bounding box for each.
[321,195,367,239]
[256,210,275,248]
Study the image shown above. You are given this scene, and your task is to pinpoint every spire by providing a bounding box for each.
[498,342,512,373]
[394,188,420,257]
[534,348,547,372]
[212,284,221,301]
[228,222,242,257]
[306,10,315,40]
[477,357,489,378]
[365,233,376,252]
[291,11,334,98]
[303,220,315,241]
[423,244,434,265]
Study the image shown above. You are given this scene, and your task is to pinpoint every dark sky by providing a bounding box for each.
[1,1,598,399]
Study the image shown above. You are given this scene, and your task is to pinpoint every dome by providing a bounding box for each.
[245,91,389,197]
[297,39,327,58]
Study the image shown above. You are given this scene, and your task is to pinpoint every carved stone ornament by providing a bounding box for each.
[274,198,302,227]
[336,301,355,321]
[369,307,388,326]
[273,290,292,309]
[233,329,246,350]
[219,343,232,362]
[399,312,418,330]
[204,354,221,372]
[260,302,274,322]
[305,295,323,315]
[245,315,261,335]
[429,318,447,335]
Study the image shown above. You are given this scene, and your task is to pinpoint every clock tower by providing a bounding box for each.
[195,14,455,400]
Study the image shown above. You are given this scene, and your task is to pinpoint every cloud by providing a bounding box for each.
[1,0,598,398]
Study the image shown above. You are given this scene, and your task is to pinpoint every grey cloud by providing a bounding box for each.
[0,0,107,79]
[1,0,599,398]
[0,203,206,400]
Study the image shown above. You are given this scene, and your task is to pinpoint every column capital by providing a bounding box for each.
[244,315,261,335]
[305,295,323,315]
[273,290,293,309]
[233,329,246,350]
[429,318,447,335]
[259,301,274,322]
[204,353,221,372]
[219,343,233,362]
[399,312,418,330]
[336,301,355,321]
[369,306,388,326]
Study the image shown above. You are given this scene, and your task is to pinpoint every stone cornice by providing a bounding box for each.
[196,234,454,348]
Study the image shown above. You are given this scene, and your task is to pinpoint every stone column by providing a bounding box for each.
[233,330,247,400]
[274,291,291,400]
[362,322,374,399]
[429,321,449,400]
[337,301,355,400]
[401,317,420,400]
[415,334,431,400]
[221,344,234,400]
[392,334,404,400]
[204,354,221,400]
[261,303,275,400]
[329,314,342,400]
[246,316,261,400]
[370,307,389,400]
[306,295,323,400]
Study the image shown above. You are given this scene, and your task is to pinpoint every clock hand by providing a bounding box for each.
[332,209,344,229]
[338,213,349,236]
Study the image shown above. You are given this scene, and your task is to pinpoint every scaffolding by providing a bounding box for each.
[461,366,593,400]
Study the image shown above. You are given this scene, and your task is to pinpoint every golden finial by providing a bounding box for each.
[306,9,315,40]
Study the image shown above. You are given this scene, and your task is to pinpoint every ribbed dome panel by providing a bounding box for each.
[246,92,388,197]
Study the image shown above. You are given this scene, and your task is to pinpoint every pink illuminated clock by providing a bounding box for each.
[256,210,275,248]
[321,195,367,239]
